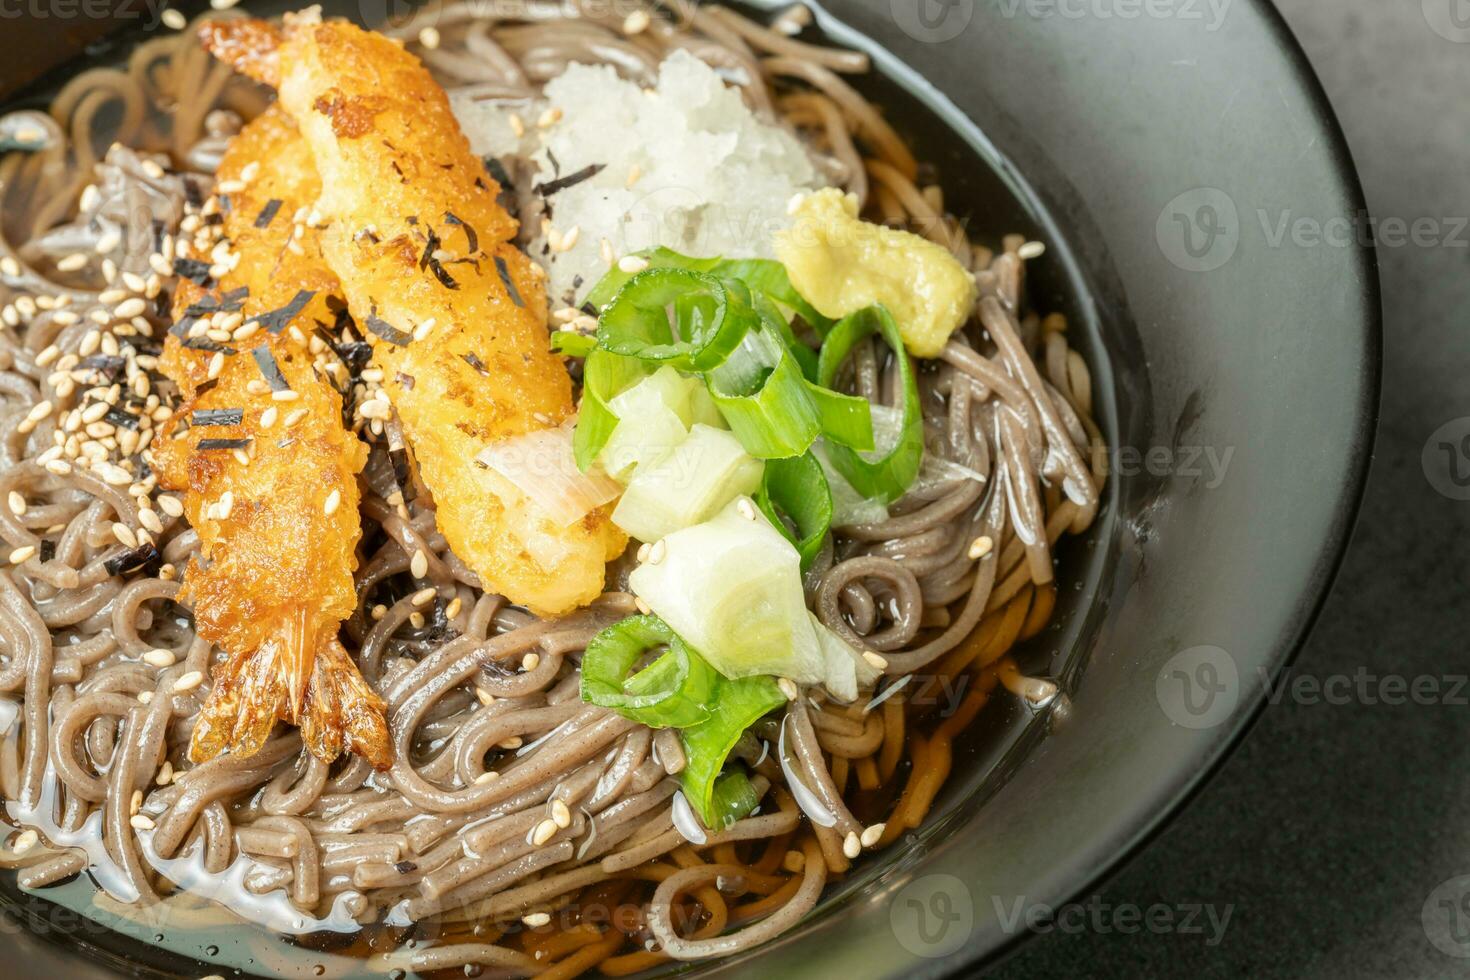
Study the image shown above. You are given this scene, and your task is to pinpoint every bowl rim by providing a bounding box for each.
[940,0,1383,972]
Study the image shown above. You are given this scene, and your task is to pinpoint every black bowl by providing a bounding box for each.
[0,0,1378,975]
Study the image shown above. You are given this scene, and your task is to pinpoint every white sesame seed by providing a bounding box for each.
[141,159,165,180]
[522,652,541,672]
[623,9,651,33]
[130,789,143,815]
[172,670,204,693]
[216,490,234,520]
[410,549,428,578]
[475,770,499,784]
[129,813,156,830]
[284,408,308,427]
[968,535,994,560]
[156,761,174,785]
[537,107,563,129]
[862,651,889,671]
[207,352,225,380]
[530,819,557,846]
[95,230,121,254]
[551,799,571,829]
[522,912,551,927]
[617,255,649,274]
[44,460,72,476]
[323,489,342,516]
[736,498,758,521]
[142,648,176,668]
[137,690,154,704]
[636,542,650,563]
[157,495,183,517]
[271,389,300,402]
[1017,240,1046,260]
[635,597,651,615]
[370,604,387,621]
[418,25,440,48]
[11,829,38,854]
[860,823,886,847]
[647,540,666,564]
[8,546,36,565]
[56,252,88,272]
[111,522,138,549]
[499,735,523,750]
[508,113,525,138]
[552,307,580,324]
[410,587,436,607]
[555,225,580,252]
[161,7,185,29]
[7,491,26,516]
[121,271,147,293]
[445,597,463,620]
[778,677,799,701]
[0,257,19,277]
[842,831,861,859]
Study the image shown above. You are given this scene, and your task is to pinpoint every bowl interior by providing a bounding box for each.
[0,0,1376,976]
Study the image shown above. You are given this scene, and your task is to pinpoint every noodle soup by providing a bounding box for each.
[0,2,1113,975]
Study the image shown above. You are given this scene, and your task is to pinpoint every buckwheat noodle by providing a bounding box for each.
[0,2,1107,974]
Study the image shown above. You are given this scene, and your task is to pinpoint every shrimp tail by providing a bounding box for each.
[189,617,388,768]
[300,636,391,770]
[187,639,294,765]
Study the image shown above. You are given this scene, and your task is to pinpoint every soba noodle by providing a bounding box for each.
[0,2,1107,973]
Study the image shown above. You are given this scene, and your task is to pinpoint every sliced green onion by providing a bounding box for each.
[706,327,821,459]
[817,306,924,503]
[755,452,832,570]
[705,769,760,831]
[584,247,720,309]
[712,257,835,337]
[598,268,753,372]
[574,349,653,471]
[678,674,785,827]
[803,381,874,451]
[550,330,595,358]
[580,615,720,729]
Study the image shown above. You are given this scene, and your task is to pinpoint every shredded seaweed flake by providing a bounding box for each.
[197,437,252,452]
[191,408,244,427]
[533,163,605,197]
[251,346,291,392]
[254,198,283,229]
[494,256,525,308]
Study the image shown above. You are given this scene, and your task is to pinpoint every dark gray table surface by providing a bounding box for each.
[988,0,1470,977]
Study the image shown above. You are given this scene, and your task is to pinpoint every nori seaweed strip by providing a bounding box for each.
[182,176,203,209]
[427,258,458,290]
[461,352,488,375]
[173,257,212,286]
[481,155,513,190]
[197,437,252,451]
[103,407,139,430]
[254,198,283,228]
[105,541,159,576]
[365,307,413,346]
[396,371,416,391]
[546,147,560,178]
[251,345,291,391]
[38,540,55,562]
[394,861,418,875]
[443,211,478,253]
[79,354,127,379]
[191,408,244,427]
[417,227,440,270]
[152,219,165,256]
[218,194,231,213]
[494,256,525,308]
[182,286,248,318]
[533,163,605,198]
[194,378,219,397]
[168,316,196,339]
[257,289,316,335]
[181,336,237,354]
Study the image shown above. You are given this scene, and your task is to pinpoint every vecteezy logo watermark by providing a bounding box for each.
[994,895,1234,945]
[890,0,974,43]
[890,873,975,958]
[1112,443,1235,489]
[994,0,1232,31]
[1262,667,1469,708]
[0,0,169,27]
[1422,417,1470,501]
[1156,645,1239,729]
[1423,0,1470,43]
[1423,875,1470,958]
[1156,188,1240,272]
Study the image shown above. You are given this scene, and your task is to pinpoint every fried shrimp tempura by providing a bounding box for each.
[202,16,627,617]
[154,105,389,768]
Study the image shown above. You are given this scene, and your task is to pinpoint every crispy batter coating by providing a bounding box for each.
[204,15,626,616]
[154,105,389,768]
